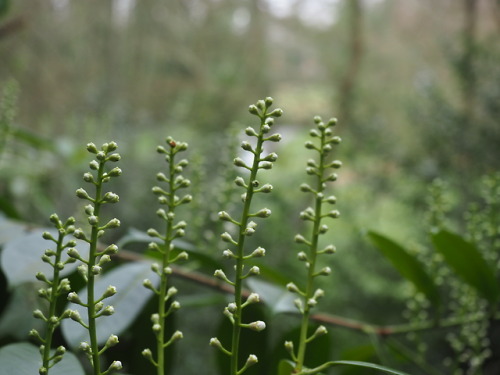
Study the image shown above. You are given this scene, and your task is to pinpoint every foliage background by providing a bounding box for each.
[0,0,499,374]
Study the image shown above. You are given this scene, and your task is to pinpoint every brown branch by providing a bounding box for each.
[113,249,499,337]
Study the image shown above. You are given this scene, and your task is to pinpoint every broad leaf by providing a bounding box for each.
[0,342,85,375]
[367,231,440,309]
[62,261,155,347]
[0,216,31,245]
[431,230,500,304]
[0,228,84,287]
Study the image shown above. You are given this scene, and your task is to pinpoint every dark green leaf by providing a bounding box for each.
[367,231,440,308]
[0,342,85,375]
[278,359,295,375]
[431,230,500,304]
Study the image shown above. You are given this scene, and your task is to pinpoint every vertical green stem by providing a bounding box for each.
[296,131,327,372]
[156,148,176,375]
[88,162,104,375]
[230,116,266,375]
[41,231,65,372]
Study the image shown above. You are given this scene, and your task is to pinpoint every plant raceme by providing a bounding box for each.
[210,97,283,375]
[22,99,414,375]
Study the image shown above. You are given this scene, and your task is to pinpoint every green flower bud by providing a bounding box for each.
[241,141,253,152]
[245,127,258,137]
[221,232,236,243]
[234,176,246,187]
[330,160,342,169]
[88,215,98,226]
[244,227,255,236]
[234,157,250,169]
[79,341,91,354]
[248,320,266,332]
[250,247,265,257]
[89,160,99,170]
[259,161,273,169]
[108,167,122,177]
[286,282,300,293]
[294,234,307,244]
[253,208,271,218]
[330,136,341,144]
[42,231,55,241]
[268,108,283,117]
[107,361,122,372]
[76,188,91,200]
[312,128,322,138]
[102,285,117,299]
[83,172,94,183]
[266,133,282,142]
[300,183,313,193]
[305,141,315,150]
[246,293,260,304]
[101,306,115,316]
[147,228,161,238]
[262,124,271,133]
[328,117,338,126]
[319,224,329,234]
[248,105,259,115]
[297,251,308,261]
[35,272,49,283]
[104,244,119,254]
[326,210,340,218]
[222,249,235,258]
[107,153,121,162]
[87,143,98,153]
[91,265,102,275]
[105,334,119,348]
[102,192,119,203]
[142,348,153,360]
[68,292,83,304]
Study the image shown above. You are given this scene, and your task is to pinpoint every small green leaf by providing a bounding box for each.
[0,342,85,375]
[61,261,155,347]
[278,359,295,375]
[0,228,84,287]
[431,230,500,304]
[367,231,440,308]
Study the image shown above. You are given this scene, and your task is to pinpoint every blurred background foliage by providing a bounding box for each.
[0,0,499,374]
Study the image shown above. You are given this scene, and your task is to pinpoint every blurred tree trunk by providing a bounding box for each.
[338,0,363,125]
[460,0,477,122]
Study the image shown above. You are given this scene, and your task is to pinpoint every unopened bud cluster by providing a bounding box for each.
[71,142,122,373]
[211,98,283,375]
[287,116,341,369]
[143,137,191,370]
[32,214,77,374]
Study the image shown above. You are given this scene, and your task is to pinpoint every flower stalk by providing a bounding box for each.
[71,142,122,375]
[287,116,341,374]
[31,214,76,375]
[210,97,283,375]
[142,137,191,375]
